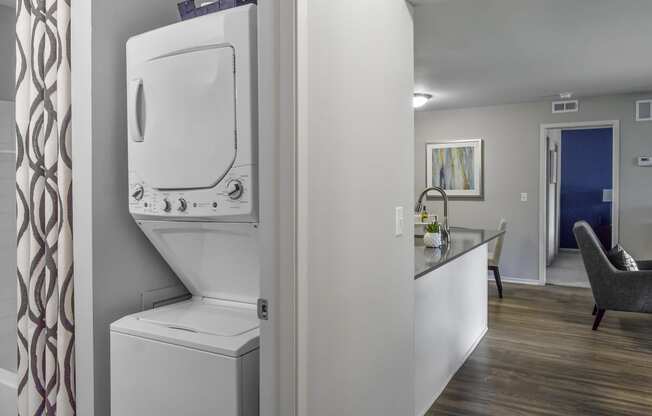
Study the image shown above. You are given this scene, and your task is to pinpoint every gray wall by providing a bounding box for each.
[72,2,181,415]
[0,5,14,101]
[0,100,14,372]
[301,2,415,415]
[416,92,652,281]
[0,4,14,374]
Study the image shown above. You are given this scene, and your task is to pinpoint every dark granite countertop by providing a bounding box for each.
[415,227,505,279]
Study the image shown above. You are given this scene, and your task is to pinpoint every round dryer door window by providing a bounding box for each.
[137,45,237,190]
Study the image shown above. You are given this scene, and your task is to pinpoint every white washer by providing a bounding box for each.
[111,5,260,416]
[111,299,260,416]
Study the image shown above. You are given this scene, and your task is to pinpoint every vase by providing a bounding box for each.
[423,232,442,248]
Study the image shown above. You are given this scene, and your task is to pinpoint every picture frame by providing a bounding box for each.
[425,139,484,199]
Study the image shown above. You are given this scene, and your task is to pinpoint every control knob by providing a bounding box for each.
[159,198,171,212]
[177,198,188,212]
[131,184,144,201]
[226,180,244,200]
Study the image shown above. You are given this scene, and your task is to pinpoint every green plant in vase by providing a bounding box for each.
[425,222,440,234]
[423,221,442,248]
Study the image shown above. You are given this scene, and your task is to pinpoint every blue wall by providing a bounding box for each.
[560,128,613,249]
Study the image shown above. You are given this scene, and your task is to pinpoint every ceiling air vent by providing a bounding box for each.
[636,100,652,121]
[551,100,579,114]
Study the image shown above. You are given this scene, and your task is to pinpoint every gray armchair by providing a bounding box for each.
[573,221,652,330]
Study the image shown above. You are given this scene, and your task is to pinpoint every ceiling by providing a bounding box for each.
[414,0,652,111]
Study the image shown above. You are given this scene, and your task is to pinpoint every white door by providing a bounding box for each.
[546,129,562,265]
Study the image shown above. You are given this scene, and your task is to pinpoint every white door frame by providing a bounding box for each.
[257,1,299,415]
[538,120,620,285]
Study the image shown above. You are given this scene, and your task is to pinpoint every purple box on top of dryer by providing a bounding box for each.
[177,0,257,21]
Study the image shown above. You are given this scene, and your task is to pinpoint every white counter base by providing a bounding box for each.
[415,245,488,416]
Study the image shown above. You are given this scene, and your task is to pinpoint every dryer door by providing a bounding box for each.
[136,45,236,190]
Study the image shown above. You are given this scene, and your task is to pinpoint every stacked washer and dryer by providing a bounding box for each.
[110,5,261,416]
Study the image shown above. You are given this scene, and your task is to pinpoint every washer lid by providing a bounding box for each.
[139,299,258,337]
[137,45,236,190]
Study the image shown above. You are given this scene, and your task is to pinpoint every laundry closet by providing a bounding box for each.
[110,5,261,415]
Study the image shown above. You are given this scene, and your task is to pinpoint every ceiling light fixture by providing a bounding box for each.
[559,92,573,100]
[413,93,433,108]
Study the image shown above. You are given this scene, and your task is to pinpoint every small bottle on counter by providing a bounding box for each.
[432,216,443,247]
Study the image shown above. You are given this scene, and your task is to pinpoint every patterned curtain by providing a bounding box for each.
[15,0,75,414]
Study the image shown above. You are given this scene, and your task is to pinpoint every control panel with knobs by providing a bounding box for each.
[226,179,244,200]
[159,198,171,212]
[131,184,144,201]
[128,165,255,220]
[177,198,188,212]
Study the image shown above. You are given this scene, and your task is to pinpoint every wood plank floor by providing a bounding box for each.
[426,283,652,416]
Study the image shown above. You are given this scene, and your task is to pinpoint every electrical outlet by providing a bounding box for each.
[395,207,404,236]
[520,193,528,202]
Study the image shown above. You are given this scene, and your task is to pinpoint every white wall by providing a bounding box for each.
[72,2,181,415]
[298,2,415,415]
[0,5,13,102]
[415,92,652,281]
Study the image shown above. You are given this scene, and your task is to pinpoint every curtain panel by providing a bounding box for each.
[16,0,75,414]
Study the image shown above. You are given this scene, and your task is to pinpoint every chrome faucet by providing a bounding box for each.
[415,187,451,243]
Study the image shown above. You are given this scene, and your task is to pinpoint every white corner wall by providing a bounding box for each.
[256,1,297,415]
[298,2,415,415]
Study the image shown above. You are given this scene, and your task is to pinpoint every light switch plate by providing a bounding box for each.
[638,156,652,166]
[521,193,528,202]
[395,207,404,236]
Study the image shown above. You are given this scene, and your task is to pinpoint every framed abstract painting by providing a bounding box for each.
[426,139,484,199]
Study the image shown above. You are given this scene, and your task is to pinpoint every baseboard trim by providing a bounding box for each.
[488,275,544,286]
[416,326,488,416]
[547,281,591,289]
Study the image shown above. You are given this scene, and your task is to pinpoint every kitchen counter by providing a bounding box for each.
[414,226,505,415]
[414,227,505,279]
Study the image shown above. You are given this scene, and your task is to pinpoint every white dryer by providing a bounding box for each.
[110,5,260,416]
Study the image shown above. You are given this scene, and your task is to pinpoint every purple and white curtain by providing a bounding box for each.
[16,0,75,414]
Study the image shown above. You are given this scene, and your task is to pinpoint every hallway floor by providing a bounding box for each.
[546,251,590,288]
[427,284,652,416]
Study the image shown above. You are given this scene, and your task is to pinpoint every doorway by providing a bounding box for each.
[538,121,620,286]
